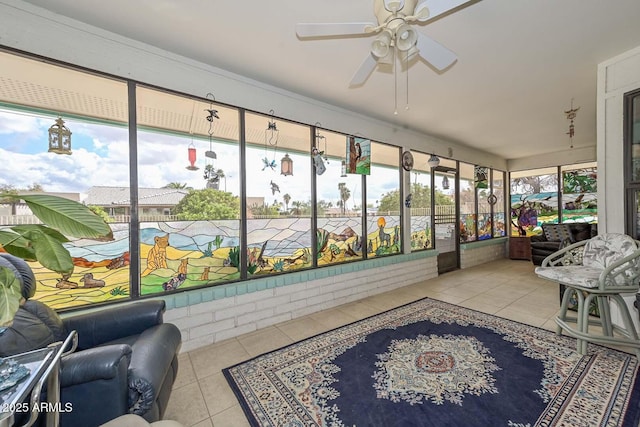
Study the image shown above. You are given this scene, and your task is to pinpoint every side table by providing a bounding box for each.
[509,236,531,260]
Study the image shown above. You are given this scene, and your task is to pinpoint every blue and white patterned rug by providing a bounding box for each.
[223,298,640,426]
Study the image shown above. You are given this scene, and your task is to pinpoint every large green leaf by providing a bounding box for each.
[24,229,74,274]
[0,230,36,260]
[3,194,113,241]
[0,267,21,327]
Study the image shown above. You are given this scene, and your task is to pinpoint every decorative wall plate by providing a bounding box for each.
[402,151,414,171]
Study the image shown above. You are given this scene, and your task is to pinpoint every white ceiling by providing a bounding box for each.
[17,0,640,161]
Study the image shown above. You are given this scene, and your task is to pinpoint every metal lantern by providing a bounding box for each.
[281,153,293,176]
[442,175,450,190]
[48,117,72,155]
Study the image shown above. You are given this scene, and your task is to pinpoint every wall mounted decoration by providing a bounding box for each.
[263,110,279,172]
[346,136,370,175]
[204,93,219,187]
[402,151,414,171]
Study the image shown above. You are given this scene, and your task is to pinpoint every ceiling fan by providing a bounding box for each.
[295,0,471,86]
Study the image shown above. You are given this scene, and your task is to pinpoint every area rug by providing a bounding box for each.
[223,297,640,426]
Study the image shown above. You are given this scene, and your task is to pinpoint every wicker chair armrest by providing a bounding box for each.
[598,248,640,291]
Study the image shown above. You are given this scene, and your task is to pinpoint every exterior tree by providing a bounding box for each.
[172,189,240,220]
[163,182,191,189]
[283,193,291,213]
[338,182,351,214]
[377,183,453,213]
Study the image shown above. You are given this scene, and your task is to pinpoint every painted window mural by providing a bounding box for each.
[135,87,241,295]
[0,48,513,313]
[459,162,477,242]
[0,51,130,309]
[510,168,559,236]
[492,171,507,237]
[561,163,597,223]
[409,152,433,251]
[368,142,401,258]
[316,129,363,266]
[244,112,312,276]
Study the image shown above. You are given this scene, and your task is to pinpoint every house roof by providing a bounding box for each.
[85,186,188,206]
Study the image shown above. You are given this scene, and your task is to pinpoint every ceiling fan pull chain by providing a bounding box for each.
[406,50,410,111]
[394,48,398,115]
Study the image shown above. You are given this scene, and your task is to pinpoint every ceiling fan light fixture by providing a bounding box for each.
[372,29,393,58]
[413,1,431,21]
[395,24,418,51]
[383,0,405,13]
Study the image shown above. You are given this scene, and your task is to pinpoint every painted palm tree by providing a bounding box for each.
[283,193,291,213]
[338,182,351,214]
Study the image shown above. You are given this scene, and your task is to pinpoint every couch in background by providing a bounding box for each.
[530,222,597,266]
[0,253,182,427]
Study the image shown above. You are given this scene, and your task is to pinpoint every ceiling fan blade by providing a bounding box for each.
[350,53,379,86]
[416,32,457,71]
[413,0,473,23]
[295,22,376,38]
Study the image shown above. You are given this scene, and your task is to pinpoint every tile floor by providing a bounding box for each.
[163,258,635,427]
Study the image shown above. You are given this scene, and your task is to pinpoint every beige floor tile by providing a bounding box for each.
[191,419,214,427]
[210,405,252,427]
[174,352,197,389]
[237,326,294,357]
[189,339,251,379]
[199,372,239,417]
[309,307,359,330]
[335,300,383,320]
[164,382,210,427]
[276,315,328,341]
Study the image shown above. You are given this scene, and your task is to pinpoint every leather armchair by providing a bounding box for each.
[530,223,597,265]
[0,253,182,427]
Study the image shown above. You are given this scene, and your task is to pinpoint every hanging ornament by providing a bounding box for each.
[263,110,279,172]
[281,153,293,176]
[312,147,326,175]
[315,122,329,165]
[565,98,580,149]
[186,142,199,171]
[204,92,219,186]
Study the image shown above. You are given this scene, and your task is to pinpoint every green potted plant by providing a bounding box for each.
[0,194,113,327]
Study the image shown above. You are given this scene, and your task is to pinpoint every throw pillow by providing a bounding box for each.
[542,224,571,242]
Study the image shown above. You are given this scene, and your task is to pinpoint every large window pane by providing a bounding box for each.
[459,162,476,242]
[136,87,241,294]
[369,142,401,257]
[492,170,507,237]
[561,162,597,224]
[410,151,433,251]
[510,167,558,236]
[245,112,312,275]
[316,129,363,265]
[0,51,130,309]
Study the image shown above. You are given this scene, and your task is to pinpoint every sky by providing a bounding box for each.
[0,109,401,210]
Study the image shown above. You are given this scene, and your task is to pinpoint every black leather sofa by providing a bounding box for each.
[0,253,182,427]
[530,222,597,266]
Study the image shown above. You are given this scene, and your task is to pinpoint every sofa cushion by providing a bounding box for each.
[535,265,603,288]
[542,223,572,243]
[570,223,594,242]
[0,300,62,356]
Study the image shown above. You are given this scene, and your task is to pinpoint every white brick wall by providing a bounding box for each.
[460,240,508,269]
[170,257,437,353]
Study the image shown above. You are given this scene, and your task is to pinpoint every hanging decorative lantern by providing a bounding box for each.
[186,143,199,171]
[281,153,293,176]
[340,160,347,177]
[427,154,440,168]
[48,117,72,155]
[442,175,450,190]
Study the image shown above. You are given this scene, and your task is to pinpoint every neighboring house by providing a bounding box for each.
[84,186,189,220]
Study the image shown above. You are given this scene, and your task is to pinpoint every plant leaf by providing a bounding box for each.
[3,194,113,241]
[0,267,21,327]
[26,229,74,274]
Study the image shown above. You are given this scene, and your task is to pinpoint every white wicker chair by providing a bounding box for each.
[534,233,640,357]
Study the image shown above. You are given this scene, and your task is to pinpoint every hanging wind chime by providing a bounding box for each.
[203,93,220,188]
[262,110,279,172]
[565,99,580,149]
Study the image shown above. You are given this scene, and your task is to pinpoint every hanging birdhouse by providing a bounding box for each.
[186,144,199,170]
[281,153,293,176]
[48,117,72,155]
